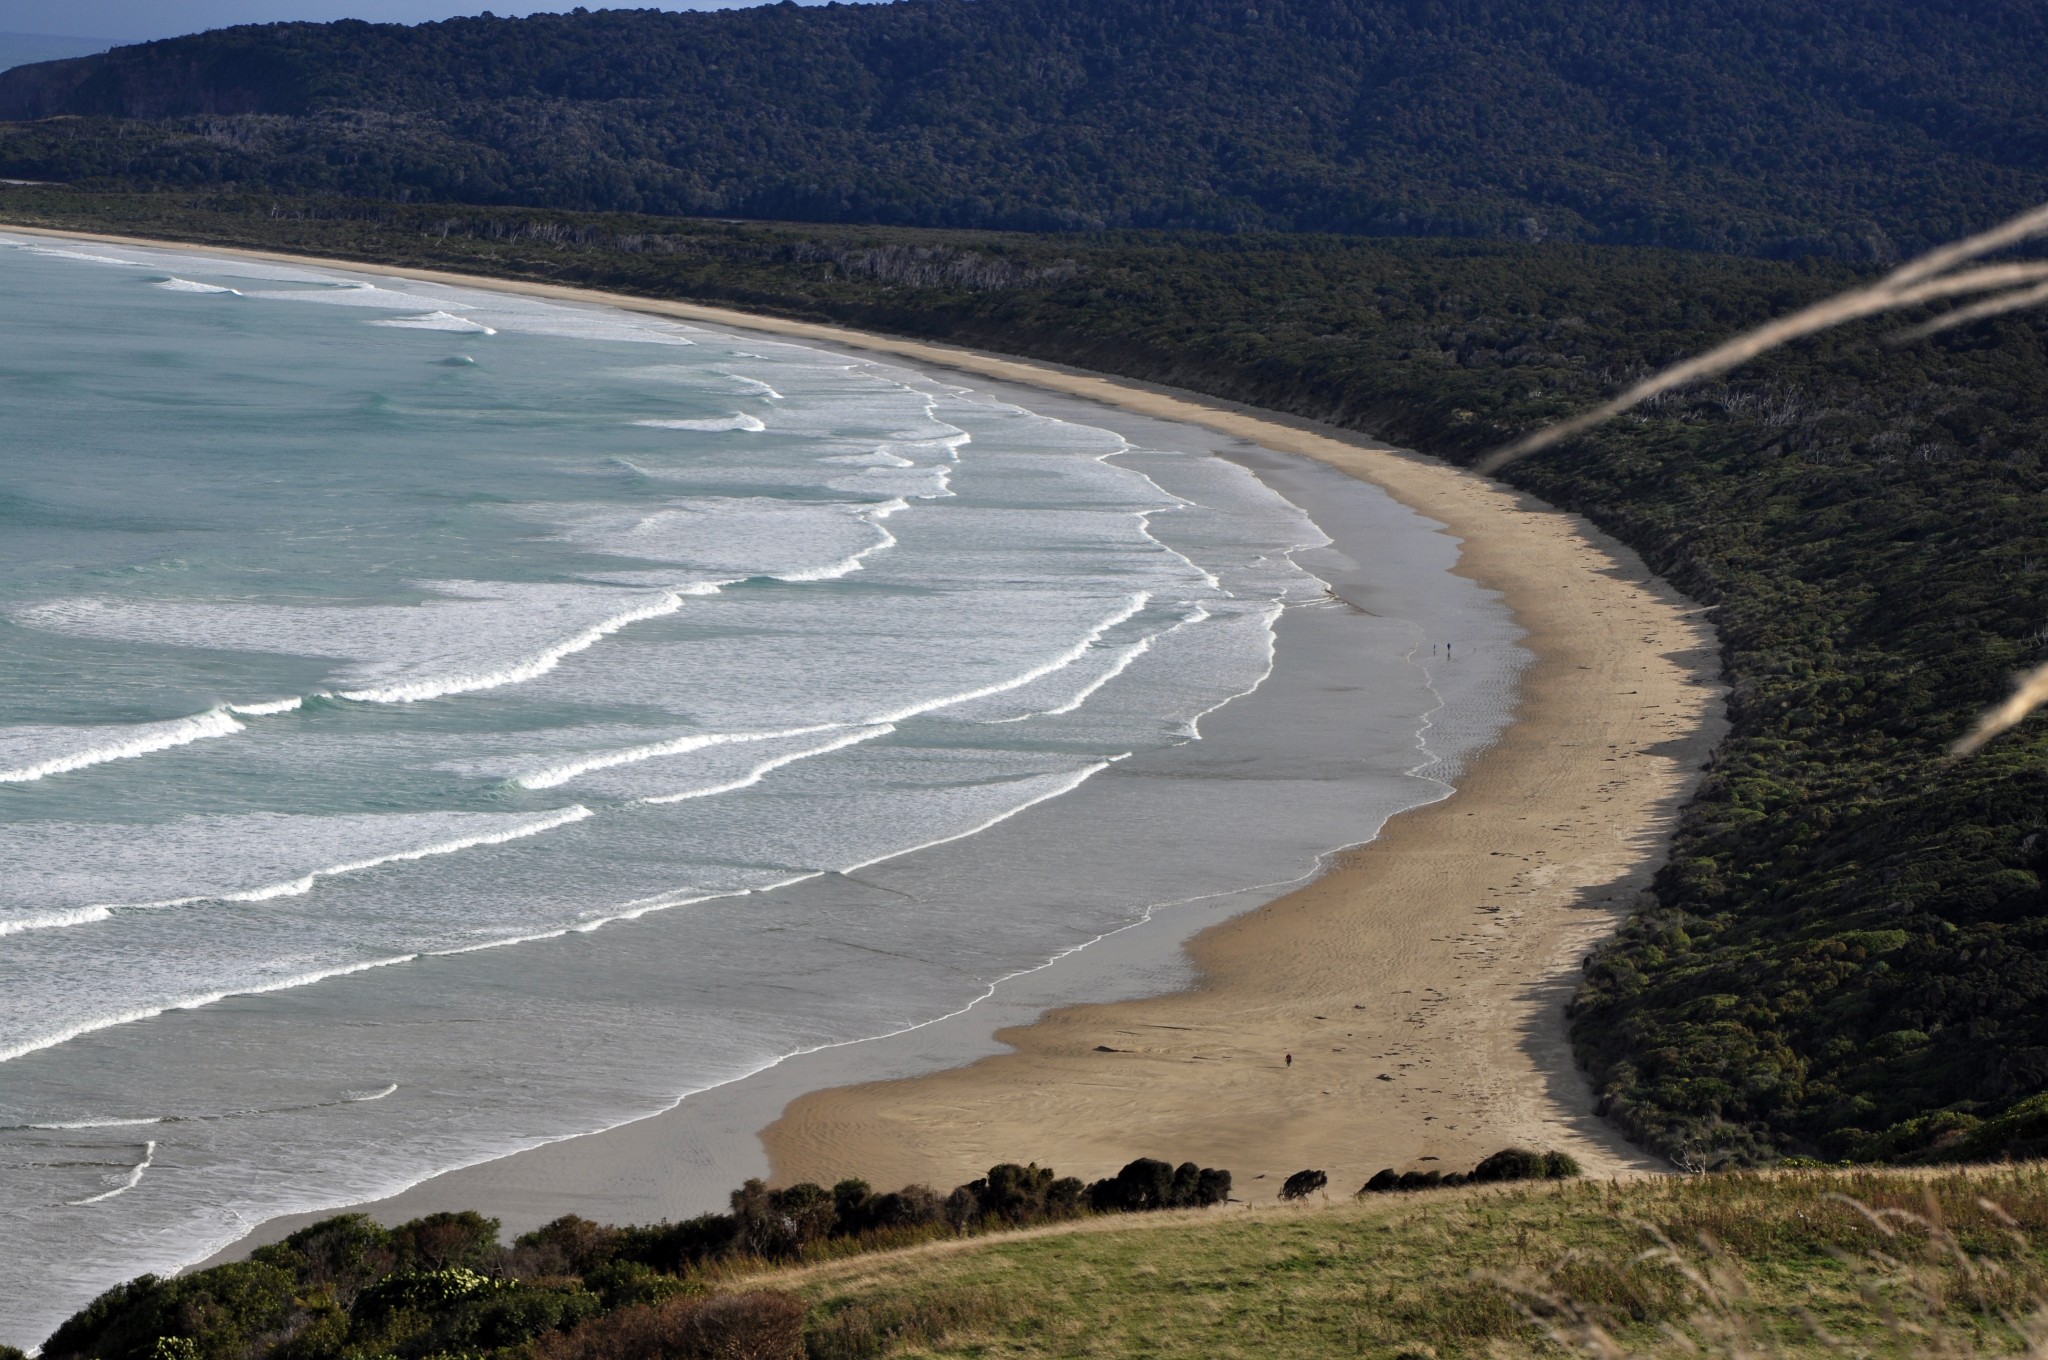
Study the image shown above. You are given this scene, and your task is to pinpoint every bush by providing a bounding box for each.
[1085,1158,1233,1212]
[387,1211,502,1272]
[1279,1169,1329,1201]
[951,1163,1086,1227]
[1470,1148,1582,1183]
[611,1214,739,1275]
[251,1214,394,1301]
[43,1263,301,1360]
[863,1185,944,1231]
[1359,1169,1401,1195]
[582,1261,699,1311]
[1360,1154,1566,1194]
[353,1267,506,1323]
[515,1216,623,1277]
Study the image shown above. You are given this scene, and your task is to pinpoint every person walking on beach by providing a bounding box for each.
[1285,1053,1293,1067]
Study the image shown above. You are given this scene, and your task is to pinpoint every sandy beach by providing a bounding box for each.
[767,441,1723,1196]
[6,223,1724,1225]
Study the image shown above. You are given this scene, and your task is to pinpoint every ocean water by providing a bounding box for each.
[0,235,1522,1346]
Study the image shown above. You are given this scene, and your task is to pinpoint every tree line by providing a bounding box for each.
[0,0,2044,258]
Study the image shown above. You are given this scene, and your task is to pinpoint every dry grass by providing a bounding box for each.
[740,1165,2048,1359]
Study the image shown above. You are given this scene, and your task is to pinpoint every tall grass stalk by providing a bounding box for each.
[1476,200,2048,754]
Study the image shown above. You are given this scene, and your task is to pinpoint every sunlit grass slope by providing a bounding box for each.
[777,1166,2048,1359]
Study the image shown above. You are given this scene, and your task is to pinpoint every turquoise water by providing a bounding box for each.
[0,235,1520,1345]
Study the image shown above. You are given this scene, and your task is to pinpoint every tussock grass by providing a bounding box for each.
[769,1165,2048,1359]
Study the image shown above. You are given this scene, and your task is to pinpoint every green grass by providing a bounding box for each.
[771,1167,2048,1359]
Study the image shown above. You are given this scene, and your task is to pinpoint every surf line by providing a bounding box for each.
[68,1141,156,1206]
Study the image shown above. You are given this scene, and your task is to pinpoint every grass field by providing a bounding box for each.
[757,1167,2048,1359]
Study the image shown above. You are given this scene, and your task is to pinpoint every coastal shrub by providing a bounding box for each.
[514,1216,622,1277]
[1939,1094,2048,1164]
[1084,1157,1229,1212]
[251,1215,395,1302]
[387,1212,503,1273]
[1279,1170,1330,1202]
[1470,1149,1581,1184]
[1358,1154,1566,1195]
[949,1163,1086,1227]
[43,1263,302,1360]
[861,1185,945,1232]
[1359,1169,1401,1195]
[828,1179,876,1235]
[351,1278,600,1359]
[729,1180,837,1260]
[36,1154,1234,1359]
[610,1214,739,1275]
[580,1262,699,1311]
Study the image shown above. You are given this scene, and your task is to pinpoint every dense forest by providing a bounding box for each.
[1,0,2046,257]
[4,190,2042,1169]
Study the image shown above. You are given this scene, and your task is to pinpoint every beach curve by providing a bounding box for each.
[0,223,1723,1223]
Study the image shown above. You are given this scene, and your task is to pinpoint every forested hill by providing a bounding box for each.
[2,0,2045,256]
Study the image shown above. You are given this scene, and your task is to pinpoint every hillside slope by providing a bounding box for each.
[26,1157,2048,1359]
[779,1165,2048,1357]
[1,0,2045,255]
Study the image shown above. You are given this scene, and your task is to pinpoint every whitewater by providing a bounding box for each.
[0,235,1523,1346]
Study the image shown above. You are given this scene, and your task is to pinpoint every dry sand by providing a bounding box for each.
[5,224,1725,1207]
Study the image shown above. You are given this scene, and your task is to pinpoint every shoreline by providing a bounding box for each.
[6,223,1723,1240]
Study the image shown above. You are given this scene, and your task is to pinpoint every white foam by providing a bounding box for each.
[724,374,784,399]
[19,583,690,707]
[344,1083,399,1102]
[0,710,244,784]
[0,807,597,937]
[226,697,302,716]
[841,757,1122,874]
[331,591,684,703]
[510,724,841,790]
[69,1141,156,1205]
[242,282,454,311]
[546,496,903,586]
[194,806,594,904]
[11,243,142,266]
[0,954,418,1066]
[823,449,916,468]
[369,311,497,335]
[152,277,241,295]
[633,726,895,803]
[0,905,114,938]
[869,592,1152,725]
[27,1116,164,1131]
[634,414,766,433]
[827,464,954,500]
